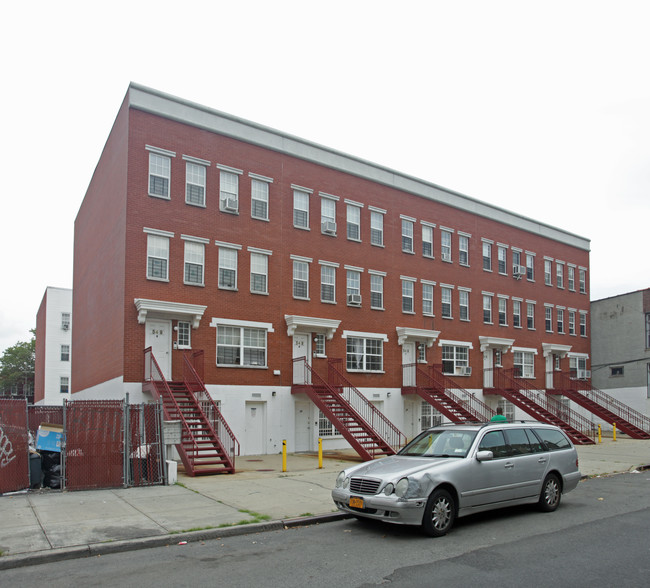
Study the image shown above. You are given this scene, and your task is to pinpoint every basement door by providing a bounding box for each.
[245,401,266,455]
[294,401,312,452]
[145,319,172,380]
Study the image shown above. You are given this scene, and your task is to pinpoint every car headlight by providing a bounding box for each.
[383,483,395,496]
[335,471,350,489]
[395,477,409,498]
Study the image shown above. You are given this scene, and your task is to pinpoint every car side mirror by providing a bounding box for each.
[476,450,494,462]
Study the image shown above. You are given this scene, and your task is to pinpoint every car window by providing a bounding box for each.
[478,430,509,458]
[399,429,477,458]
[524,428,544,453]
[505,428,533,455]
[533,428,571,451]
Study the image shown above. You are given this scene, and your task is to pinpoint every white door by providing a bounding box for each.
[145,319,172,380]
[483,348,494,388]
[545,355,554,389]
[402,342,416,386]
[245,402,266,455]
[294,401,312,452]
[292,333,311,384]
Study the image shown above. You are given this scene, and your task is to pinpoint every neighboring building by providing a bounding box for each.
[34,287,72,405]
[71,83,592,455]
[591,288,650,415]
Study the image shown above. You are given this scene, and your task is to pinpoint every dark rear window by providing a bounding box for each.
[533,428,571,451]
[504,428,534,455]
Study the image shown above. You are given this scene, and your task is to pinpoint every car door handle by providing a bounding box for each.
[538,458,547,464]
[504,462,514,469]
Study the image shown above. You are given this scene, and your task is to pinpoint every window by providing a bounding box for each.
[417,343,427,363]
[579,312,587,337]
[250,252,268,294]
[526,253,535,281]
[293,189,309,228]
[314,334,326,357]
[217,325,267,367]
[184,241,205,286]
[346,336,383,372]
[483,294,492,324]
[568,310,576,335]
[498,297,507,326]
[321,197,336,234]
[646,313,650,348]
[459,290,470,321]
[147,234,169,281]
[459,234,469,266]
[556,263,564,288]
[60,344,70,362]
[527,302,535,329]
[479,431,509,458]
[512,249,522,273]
[610,366,624,377]
[402,280,414,313]
[441,230,452,262]
[579,269,586,294]
[367,211,382,247]
[423,283,434,316]
[251,179,269,220]
[60,376,69,394]
[218,247,238,289]
[483,242,492,271]
[61,312,71,331]
[557,308,565,334]
[544,260,553,286]
[570,356,588,379]
[346,204,361,240]
[293,260,309,299]
[441,345,469,375]
[219,170,239,212]
[370,274,383,309]
[347,269,361,302]
[321,265,336,303]
[545,306,553,332]
[319,410,338,437]
[402,219,414,253]
[177,321,191,348]
[185,162,206,206]
[514,350,535,378]
[513,300,522,328]
[568,266,575,291]
[498,245,507,274]
[148,152,170,198]
[422,225,434,257]
[441,287,452,319]
[421,402,442,430]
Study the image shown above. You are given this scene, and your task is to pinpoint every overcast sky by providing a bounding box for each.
[1,0,649,353]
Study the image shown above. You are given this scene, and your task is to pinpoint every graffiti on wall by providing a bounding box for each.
[0,425,17,468]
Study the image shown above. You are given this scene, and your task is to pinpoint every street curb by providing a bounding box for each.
[0,514,350,571]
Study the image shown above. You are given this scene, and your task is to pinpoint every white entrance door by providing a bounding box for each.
[294,401,312,452]
[145,319,172,380]
[545,355,554,389]
[483,348,494,388]
[292,333,311,384]
[402,342,416,386]
[245,401,266,455]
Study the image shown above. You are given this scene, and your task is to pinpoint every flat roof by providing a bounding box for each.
[127,82,590,252]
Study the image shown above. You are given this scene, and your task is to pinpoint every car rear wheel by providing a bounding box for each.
[422,488,455,537]
[538,473,561,512]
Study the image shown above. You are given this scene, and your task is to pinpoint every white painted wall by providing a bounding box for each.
[40,287,72,405]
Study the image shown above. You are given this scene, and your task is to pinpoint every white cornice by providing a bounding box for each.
[134,299,207,328]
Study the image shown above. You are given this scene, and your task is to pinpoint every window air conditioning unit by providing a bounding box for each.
[322,221,337,234]
[458,366,472,376]
[442,252,451,262]
[224,198,238,211]
[62,324,69,331]
[578,370,591,380]
[513,265,526,278]
[347,294,362,306]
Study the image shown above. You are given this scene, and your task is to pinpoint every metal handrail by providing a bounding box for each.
[183,351,240,460]
[553,371,650,433]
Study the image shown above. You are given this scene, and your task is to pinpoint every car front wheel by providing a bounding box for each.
[422,488,455,537]
[538,473,561,512]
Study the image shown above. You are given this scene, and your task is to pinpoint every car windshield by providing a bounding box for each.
[398,429,477,458]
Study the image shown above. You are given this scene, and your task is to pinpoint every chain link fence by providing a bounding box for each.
[0,398,165,494]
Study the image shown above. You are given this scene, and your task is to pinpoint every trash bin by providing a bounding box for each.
[29,453,42,489]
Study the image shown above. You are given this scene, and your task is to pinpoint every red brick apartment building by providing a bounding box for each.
[71,83,592,457]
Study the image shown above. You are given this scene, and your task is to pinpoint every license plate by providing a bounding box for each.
[349,496,364,509]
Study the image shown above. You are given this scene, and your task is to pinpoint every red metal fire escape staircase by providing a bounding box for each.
[402,363,495,423]
[548,372,650,439]
[143,348,240,475]
[485,368,595,445]
[292,357,406,461]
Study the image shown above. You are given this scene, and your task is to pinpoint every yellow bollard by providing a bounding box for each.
[282,439,287,472]
[613,423,617,442]
[598,424,602,444]
[318,437,323,469]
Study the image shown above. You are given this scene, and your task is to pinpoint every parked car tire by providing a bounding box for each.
[538,473,561,512]
[422,488,455,537]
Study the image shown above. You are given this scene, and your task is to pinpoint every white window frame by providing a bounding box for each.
[251,176,270,221]
[580,312,587,337]
[216,324,268,368]
[556,262,565,289]
[544,259,553,286]
[293,187,311,229]
[579,269,587,294]
[459,233,470,266]
[60,344,70,362]
[60,376,69,394]
[370,272,384,310]
[482,241,492,271]
[346,202,361,241]
[148,148,173,199]
[513,349,536,379]
[441,286,453,319]
[402,278,415,314]
[527,301,536,330]
[441,343,470,375]
[497,245,507,275]
[183,239,206,286]
[422,282,434,316]
[513,299,522,328]
[370,209,384,247]
[557,308,565,334]
[483,294,493,324]
[218,244,239,290]
[250,250,269,295]
[568,266,576,291]
[184,157,208,207]
[568,310,576,336]
[146,231,171,282]
[61,312,71,331]
[321,196,337,234]
[219,167,241,213]
[401,218,414,253]
[321,264,336,303]
[545,305,554,332]
[293,259,310,299]
[177,321,191,349]
[459,289,470,321]
[422,224,434,258]
[526,253,535,281]
[346,269,361,298]
[498,296,508,326]
[344,331,386,373]
[441,229,452,262]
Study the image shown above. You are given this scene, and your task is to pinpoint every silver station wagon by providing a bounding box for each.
[332,422,581,537]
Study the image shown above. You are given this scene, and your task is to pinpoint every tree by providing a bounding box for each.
[0,330,35,396]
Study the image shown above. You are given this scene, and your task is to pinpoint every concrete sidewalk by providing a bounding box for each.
[1,439,649,570]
